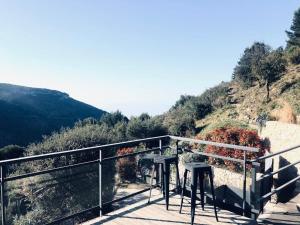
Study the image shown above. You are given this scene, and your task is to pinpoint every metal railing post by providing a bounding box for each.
[242,151,247,217]
[250,164,258,220]
[1,165,6,225]
[99,150,102,217]
[175,140,179,193]
[159,139,163,190]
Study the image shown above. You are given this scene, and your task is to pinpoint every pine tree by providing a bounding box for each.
[286,8,300,47]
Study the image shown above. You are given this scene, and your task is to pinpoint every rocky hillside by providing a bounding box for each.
[196,64,300,131]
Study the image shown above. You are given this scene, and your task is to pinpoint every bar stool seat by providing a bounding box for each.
[148,155,180,210]
[180,162,218,225]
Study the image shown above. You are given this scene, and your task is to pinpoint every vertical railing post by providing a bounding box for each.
[159,139,163,190]
[1,165,6,225]
[175,140,179,193]
[99,149,103,217]
[250,164,258,220]
[242,151,247,217]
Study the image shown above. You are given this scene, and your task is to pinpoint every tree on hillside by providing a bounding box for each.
[253,48,287,101]
[286,7,300,47]
[100,110,129,127]
[233,42,271,87]
[172,95,194,109]
[127,114,167,139]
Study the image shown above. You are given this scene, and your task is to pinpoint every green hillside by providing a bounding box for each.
[0,83,106,147]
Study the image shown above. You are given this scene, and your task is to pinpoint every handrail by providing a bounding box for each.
[0,135,170,166]
[0,135,170,225]
[0,135,260,166]
[170,135,259,152]
[256,175,300,203]
[0,134,273,224]
[185,148,245,163]
[250,144,300,219]
[256,160,300,182]
[251,144,300,162]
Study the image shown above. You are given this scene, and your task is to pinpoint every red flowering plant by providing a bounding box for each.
[196,127,269,172]
[116,147,137,182]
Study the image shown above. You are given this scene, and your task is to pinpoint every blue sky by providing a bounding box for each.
[0,1,298,116]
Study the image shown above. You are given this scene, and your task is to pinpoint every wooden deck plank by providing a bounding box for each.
[82,190,256,225]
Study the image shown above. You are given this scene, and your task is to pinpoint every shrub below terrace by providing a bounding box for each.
[116,147,137,182]
[5,111,168,225]
[7,121,121,225]
[196,127,269,172]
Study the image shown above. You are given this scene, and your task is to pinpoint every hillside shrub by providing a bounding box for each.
[116,147,137,182]
[286,46,300,64]
[199,127,268,172]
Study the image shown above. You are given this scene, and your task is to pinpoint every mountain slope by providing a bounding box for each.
[196,64,300,132]
[0,83,106,147]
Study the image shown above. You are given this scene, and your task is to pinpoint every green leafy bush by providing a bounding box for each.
[286,46,300,64]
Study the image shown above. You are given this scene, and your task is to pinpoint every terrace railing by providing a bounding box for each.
[0,135,298,225]
[249,144,300,219]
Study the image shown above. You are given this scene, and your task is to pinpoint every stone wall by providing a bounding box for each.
[260,121,300,175]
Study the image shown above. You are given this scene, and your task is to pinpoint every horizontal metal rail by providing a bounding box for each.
[188,148,245,164]
[170,135,259,152]
[0,135,170,166]
[101,146,168,163]
[252,144,300,162]
[4,159,100,182]
[256,160,300,182]
[0,135,260,166]
[256,175,300,203]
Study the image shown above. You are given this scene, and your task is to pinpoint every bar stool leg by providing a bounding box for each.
[175,159,181,193]
[161,166,165,198]
[148,164,156,204]
[179,169,187,214]
[199,172,205,211]
[208,170,218,222]
[164,162,170,210]
[191,170,197,225]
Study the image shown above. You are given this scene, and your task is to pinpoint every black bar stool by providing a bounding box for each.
[148,155,180,210]
[179,162,218,225]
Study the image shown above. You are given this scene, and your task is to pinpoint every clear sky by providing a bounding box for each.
[0,1,298,117]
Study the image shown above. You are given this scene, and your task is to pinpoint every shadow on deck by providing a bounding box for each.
[81,190,256,225]
[257,182,300,225]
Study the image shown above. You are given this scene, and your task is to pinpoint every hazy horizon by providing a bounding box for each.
[0,1,298,117]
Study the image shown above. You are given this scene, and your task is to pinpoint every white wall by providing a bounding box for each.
[260,121,300,175]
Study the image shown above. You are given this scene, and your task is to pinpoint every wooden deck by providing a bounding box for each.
[82,190,256,225]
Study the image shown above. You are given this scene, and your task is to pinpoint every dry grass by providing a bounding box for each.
[271,100,297,124]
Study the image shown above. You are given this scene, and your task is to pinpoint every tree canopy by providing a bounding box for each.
[233,42,271,87]
[286,7,300,47]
